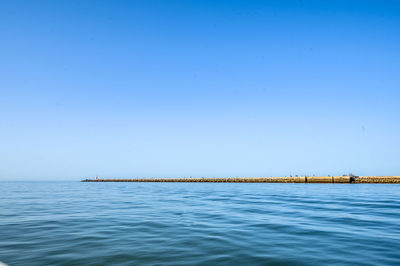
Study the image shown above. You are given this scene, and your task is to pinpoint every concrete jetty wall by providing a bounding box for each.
[306,176,351,183]
[81,176,400,183]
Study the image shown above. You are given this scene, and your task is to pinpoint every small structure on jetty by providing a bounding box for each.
[81,176,400,184]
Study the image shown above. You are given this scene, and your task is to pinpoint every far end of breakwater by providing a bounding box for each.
[81,176,400,184]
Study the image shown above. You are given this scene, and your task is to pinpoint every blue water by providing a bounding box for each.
[1,182,400,265]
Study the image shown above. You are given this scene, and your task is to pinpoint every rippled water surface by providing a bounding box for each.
[1,182,400,265]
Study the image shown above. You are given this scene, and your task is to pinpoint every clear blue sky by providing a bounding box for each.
[1,0,399,180]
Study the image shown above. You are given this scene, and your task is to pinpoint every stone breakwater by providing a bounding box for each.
[81,176,400,183]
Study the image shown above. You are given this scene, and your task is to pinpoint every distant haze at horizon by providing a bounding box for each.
[1,0,399,180]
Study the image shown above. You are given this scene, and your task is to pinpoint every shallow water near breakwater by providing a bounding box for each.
[1,182,400,265]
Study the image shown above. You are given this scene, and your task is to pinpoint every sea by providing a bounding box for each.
[1,181,399,265]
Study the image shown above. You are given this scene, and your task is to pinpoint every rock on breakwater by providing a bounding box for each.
[354,176,400,183]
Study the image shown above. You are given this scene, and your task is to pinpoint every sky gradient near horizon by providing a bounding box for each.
[1,0,400,180]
